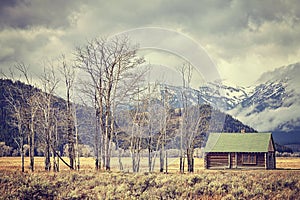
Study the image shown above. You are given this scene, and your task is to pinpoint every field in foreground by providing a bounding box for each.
[1,169,300,199]
[0,157,300,199]
[1,156,300,172]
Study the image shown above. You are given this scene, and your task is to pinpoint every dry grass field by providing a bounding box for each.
[1,156,299,172]
[0,156,300,199]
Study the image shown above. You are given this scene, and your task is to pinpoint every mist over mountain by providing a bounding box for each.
[139,63,300,146]
[149,63,300,146]
[184,62,300,146]
[229,63,300,145]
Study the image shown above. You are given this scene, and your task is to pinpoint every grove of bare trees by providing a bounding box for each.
[0,35,239,173]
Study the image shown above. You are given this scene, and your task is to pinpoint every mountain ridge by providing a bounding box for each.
[1,62,299,154]
[0,78,258,155]
[146,62,300,146]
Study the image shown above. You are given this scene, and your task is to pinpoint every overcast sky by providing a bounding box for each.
[1,0,300,87]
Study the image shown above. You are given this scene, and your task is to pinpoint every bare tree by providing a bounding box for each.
[130,88,145,173]
[73,105,80,170]
[75,35,145,171]
[113,88,145,173]
[75,80,102,170]
[144,83,161,172]
[38,65,60,171]
[3,63,37,172]
[130,113,143,173]
[178,62,210,172]
[147,101,165,172]
[59,55,76,170]
[178,62,193,173]
[16,64,39,172]
[5,85,27,172]
[160,85,171,173]
[27,92,39,171]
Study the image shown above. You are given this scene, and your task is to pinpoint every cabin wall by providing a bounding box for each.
[205,153,228,169]
[230,153,236,168]
[205,152,276,169]
[267,152,276,169]
[236,152,265,168]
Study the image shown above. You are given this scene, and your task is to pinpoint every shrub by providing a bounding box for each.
[1,169,300,199]
[12,175,58,199]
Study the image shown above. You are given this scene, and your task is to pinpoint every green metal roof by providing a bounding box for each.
[204,133,273,153]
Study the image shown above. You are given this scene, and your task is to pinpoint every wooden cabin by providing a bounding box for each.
[204,133,276,169]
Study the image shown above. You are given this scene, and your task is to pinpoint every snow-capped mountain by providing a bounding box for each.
[147,82,249,111]
[198,82,250,110]
[228,63,300,144]
[150,62,300,145]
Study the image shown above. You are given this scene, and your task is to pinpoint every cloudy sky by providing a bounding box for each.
[1,0,300,88]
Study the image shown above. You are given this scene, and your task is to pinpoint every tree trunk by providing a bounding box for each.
[53,125,58,172]
[106,138,111,171]
[68,140,74,169]
[182,154,185,173]
[102,134,106,169]
[53,148,57,172]
[131,151,135,172]
[95,107,100,170]
[131,137,141,173]
[104,109,111,171]
[187,148,194,173]
[118,148,123,171]
[28,121,35,172]
[151,151,157,172]
[165,150,168,173]
[56,151,60,172]
[29,131,34,172]
[115,134,123,171]
[159,147,164,173]
[45,130,51,171]
[136,152,140,172]
[76,149,80,171]
[67,114,75,170]
[21,136,25,173]
[148,145,152,172]
[45,143,51,171]
[75,116,80,171]
[180,156,183,173]
[179,114,184,173]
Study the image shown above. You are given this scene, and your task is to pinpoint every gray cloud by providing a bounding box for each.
[0,0,300,86]
[0,0,84,29]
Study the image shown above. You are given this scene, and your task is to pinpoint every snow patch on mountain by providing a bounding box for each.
[229,62,300,133]
[139,63,300,141]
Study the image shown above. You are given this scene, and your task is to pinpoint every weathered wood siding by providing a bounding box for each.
[205,152,276,169]
[236,153,265,168]
[267,152,276,169]
[230,153,236,168]
[206,153,228,169]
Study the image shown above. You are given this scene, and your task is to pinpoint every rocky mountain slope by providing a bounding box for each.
[151,62,300,146]
[228,63,300,145]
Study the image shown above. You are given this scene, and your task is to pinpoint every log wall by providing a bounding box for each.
[205,152,274,169]
[206,153,229,169]
[236,152,265,168]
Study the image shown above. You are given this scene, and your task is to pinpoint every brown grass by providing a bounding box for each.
[1,156,299,172]
[276,157,300,169]
[1,157,300,199]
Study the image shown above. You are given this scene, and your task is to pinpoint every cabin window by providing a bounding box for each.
[242,153,256,164]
